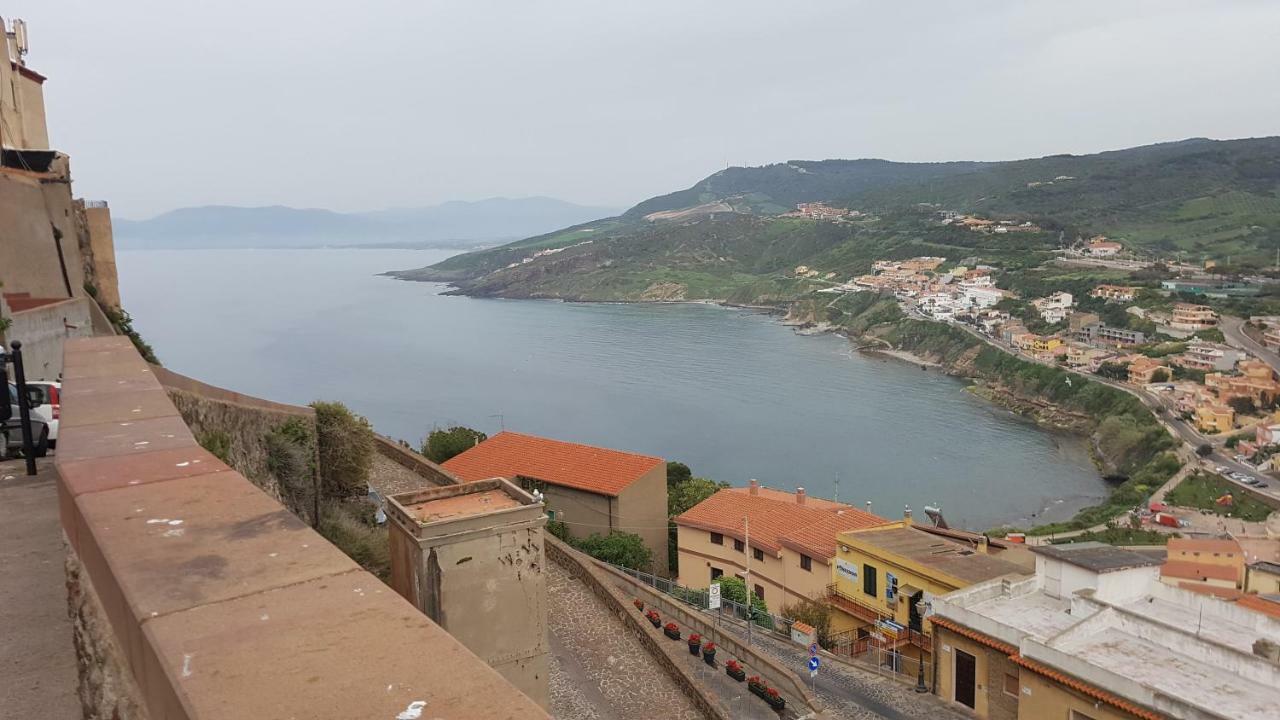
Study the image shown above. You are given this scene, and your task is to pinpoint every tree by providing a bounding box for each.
[714,575,771,626]
[780,598,833,648]
[573,531,653,570]
[1196,443,1212,457]
[1227,396,1257,416]
[1095,362,1130,381]
[422,426,487,463]
[668,476,729,516]
[1150,368,1170,383]
[312,401,374,499]
[666,461,692,488]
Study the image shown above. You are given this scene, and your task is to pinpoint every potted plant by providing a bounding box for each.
[633,599,644,612]
[702,642,717,665]
[663,622,681,640]
[646,610,661,628]
[764,687,785,711]
[725,659,746,681]
[687,633,702,656]
[747,676,766,699]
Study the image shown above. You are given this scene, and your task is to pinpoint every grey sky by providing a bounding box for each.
[14,0,1280,219]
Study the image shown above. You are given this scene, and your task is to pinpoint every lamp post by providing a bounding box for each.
[914,597,929,693]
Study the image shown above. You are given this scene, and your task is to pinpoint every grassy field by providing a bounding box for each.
[1050,527,1172,546]
[1165,472,1275,522]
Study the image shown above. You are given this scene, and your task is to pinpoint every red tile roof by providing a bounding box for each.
[928,615,1017,656]
[440,431,662,497]
[1160,560,1238,583]
[1237,594,1280,619]
[675,486,884,560]
[1176,583,1242,600]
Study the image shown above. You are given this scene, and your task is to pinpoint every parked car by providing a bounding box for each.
[25,380,59,448]
[4,383,50,459]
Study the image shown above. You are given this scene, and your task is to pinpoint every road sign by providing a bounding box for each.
[809,643,818,656]
[709,582,721,609]
[807,656,820,672]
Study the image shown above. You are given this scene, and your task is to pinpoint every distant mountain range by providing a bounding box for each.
[390,137,1280,302]
[114,197,624,249]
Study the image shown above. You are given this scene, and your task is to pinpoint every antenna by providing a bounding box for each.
[13,19,27,57]
[834,472,840,504]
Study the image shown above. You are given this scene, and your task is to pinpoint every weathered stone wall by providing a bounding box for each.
[65,546,149,720]
[0,162,85,300]
[152,366,320,523]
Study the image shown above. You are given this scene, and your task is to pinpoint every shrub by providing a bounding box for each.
[264,417,317,521]
[311,401,374,499]
[317,501,389,580]
[780,597,833,648]
[572,531,654,571]
[197,429,232,463]
[422,426,488,463]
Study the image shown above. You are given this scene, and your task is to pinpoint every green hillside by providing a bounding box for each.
[388,137,1280,302]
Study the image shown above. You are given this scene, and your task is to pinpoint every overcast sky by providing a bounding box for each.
[13,0,1280,219]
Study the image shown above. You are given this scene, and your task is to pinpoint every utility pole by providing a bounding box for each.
[744,514,752,648]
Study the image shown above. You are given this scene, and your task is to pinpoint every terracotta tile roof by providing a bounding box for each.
[1238,594,1280,619]
[1167,537,1241,556]
[1161,560,1239,583]
[440,431,662,497]
[928,615,1017,655]
[1176,582,1243,600]
[675,487,884,560]
[1011,655,1163,720]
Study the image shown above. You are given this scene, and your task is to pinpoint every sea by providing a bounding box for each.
[116,247,1108,529]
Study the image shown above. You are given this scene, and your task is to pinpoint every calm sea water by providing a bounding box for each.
[116,248,1107,529]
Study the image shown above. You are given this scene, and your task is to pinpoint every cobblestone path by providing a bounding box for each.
[546,561,704,720]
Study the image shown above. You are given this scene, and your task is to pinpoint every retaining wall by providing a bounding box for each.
[596,556,825,716]
[56,336,548,719]
[374,434,462,486]
[1,296,94,380]
[545,537,727,720]
[152,366,320,523]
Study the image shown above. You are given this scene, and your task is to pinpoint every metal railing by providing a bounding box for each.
[607,563,792,637]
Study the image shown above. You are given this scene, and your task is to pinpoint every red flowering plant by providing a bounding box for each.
[688,633,701,644]
[766,688,780,700]
[726,660,741,672]
[665,622,679,632]
[747,675,763,688]
[633,599,644,611]
[702,642,716,653]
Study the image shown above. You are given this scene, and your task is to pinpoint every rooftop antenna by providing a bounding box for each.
[488,413,505,432]
[12,18,28,60]
[834,472,840,504]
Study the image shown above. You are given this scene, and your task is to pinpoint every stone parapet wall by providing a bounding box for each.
[151,365,320,522]
[56,336,549,720]
[1,296,94,380]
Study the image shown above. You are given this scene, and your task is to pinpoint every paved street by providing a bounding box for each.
[0,457,80,719]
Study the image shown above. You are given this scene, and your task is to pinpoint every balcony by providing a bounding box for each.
[825,583,888,623]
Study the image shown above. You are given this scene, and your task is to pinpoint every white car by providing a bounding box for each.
[26,380,60,447]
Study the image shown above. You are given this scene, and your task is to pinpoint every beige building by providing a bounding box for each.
[0,17,49,151]
[1246,561,1280,595]
[1170,302,1217,332]
[443,431,669,572]
[674,480,883,612]
[385,478,550,709]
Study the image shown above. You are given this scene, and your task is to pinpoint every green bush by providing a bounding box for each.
[197,429,232,463]
[422,426,488,463]
[317,501,389,580]
[265,418,317,520]
[572,531,654,571]
[311,401,374,499]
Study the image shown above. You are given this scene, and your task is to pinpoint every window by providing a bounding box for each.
[711,567,723,581]
[885,572,899,603]
[734,539,745,552]
[1003,673,1019,697]
[546,509,558,522]
[710,532,723,546]
[800,554,812,572]
[863,564,878,597]
[753,584,764,600]
[753,548,764,562]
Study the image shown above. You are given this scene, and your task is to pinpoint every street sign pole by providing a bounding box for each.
[9,341,36,476]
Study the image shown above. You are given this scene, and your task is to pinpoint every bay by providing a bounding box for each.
[117,248,1108,530]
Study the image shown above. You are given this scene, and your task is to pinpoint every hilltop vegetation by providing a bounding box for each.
[391,137,1280,301]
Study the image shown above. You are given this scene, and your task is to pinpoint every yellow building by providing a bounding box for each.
[1160,537,1243,591]
[1194,403,1234,434]
[1031,336,1062,353]
[1246,561,1280,594]
[827,513,1029,664]
[675,481,884,613]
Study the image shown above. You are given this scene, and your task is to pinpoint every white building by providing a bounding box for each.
[932,542,1280,720]
[963,286,1005,309]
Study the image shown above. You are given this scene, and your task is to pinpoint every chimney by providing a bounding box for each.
[977,535,990,554]
[796,487,806,505]
[749,479,759,496]
[903,505,913,525]
[865,501,872,514]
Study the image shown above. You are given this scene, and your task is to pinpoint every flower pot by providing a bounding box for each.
[633,599,644,612]
[703,648,717,666]
[664,626,681,640]
[765,694,786,711]
[647,615,661,628]
[687,641,701,656]
[726,666,746,682]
